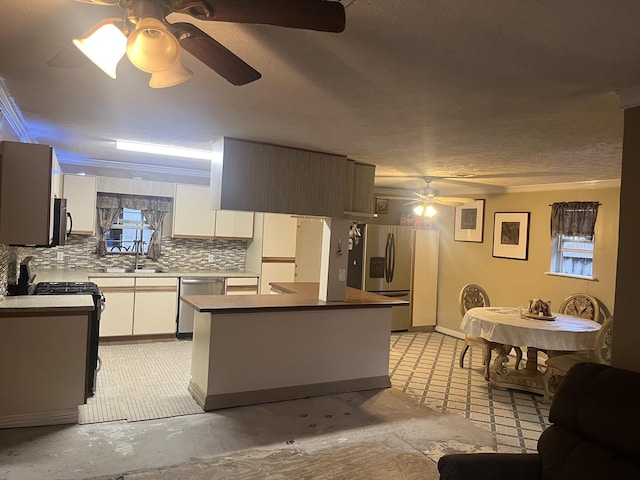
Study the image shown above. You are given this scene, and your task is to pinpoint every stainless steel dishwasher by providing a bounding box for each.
[177,277,225,337]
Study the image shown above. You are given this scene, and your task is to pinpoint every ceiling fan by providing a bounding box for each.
[378,176,477,207]
[63,0,346,88]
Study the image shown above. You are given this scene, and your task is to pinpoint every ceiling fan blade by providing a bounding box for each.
[175,0,346,33]
[438,196,477,204]
[171,22,261,86]
[46,45,89,68]
[73,0,119,5]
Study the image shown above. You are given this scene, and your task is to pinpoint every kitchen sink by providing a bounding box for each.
[100,268,163,274]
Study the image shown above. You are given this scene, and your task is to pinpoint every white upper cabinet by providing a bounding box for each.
[173,183,254,239]
[214,210,254,239]
[172,184,216,238]
[63,174,97,235]
[262,213,297,258]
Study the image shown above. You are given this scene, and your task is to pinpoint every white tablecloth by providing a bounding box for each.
[461,307,601,351]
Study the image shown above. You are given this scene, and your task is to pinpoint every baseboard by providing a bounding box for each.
[0,407,78,429]
[409,325,435,332]
[435,325,465,340]
[191,376,391,411]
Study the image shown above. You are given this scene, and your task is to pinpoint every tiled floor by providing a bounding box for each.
[389,331,550,453]
[84,331,549,453]
[78,341,204,424]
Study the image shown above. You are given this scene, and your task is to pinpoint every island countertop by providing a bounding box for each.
[182,282,408,313]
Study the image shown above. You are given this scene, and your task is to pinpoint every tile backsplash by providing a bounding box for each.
[1,235,248,294]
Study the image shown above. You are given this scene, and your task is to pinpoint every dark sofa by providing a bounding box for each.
[438,362,640,480]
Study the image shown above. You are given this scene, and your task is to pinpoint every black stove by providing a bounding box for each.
[33,281,104,397]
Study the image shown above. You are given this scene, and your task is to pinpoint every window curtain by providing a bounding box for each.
[96,193,123,257]
[142,205,168,260]
[550,201,600,239]
[95,193,171,258]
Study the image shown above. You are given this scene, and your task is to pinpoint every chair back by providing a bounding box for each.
[459,283,490,316]
[594,316,613,364]
[559,293,601,323]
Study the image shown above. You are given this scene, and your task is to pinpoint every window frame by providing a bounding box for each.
[105,207,157,255]
[548,233,596,280]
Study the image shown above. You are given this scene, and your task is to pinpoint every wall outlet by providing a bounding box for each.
[338,268,347,282]
[208,254,215,262]
[56,251,64,262]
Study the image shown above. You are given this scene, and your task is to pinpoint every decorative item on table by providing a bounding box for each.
[527,298,555,320]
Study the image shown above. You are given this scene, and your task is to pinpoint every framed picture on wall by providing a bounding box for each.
[375,197,389,214]
[454,199,485,242]
[492,212,530,260]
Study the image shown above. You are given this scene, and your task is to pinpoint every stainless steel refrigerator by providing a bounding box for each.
[347,224,413,330]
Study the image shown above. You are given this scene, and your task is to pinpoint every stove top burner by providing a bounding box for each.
[33,281,101,296]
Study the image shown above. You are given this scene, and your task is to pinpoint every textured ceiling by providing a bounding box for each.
[0,0,636,197]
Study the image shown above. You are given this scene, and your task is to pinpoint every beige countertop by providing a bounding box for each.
[183,282,408,313]
[0,295,95,315]
[33,268,260,283]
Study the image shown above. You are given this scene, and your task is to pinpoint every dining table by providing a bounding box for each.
[461,306,601,396]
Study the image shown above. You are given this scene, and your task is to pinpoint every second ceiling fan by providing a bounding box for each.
[69,0,346,87]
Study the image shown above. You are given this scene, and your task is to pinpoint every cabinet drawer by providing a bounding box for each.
[226,277,258,287]
[90,277,135,288]
[135,277,178,288]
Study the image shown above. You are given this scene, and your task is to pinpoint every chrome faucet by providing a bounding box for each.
[133,239,144,270]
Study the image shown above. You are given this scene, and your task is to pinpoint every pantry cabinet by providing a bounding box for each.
[246,213,298,294]
[63,174,97,235]
[172,183,254,239]
[90,276,178,337]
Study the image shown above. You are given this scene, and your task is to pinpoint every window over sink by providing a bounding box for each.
[106,207,156,254]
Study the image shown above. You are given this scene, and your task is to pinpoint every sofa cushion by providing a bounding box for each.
[537,362,640,479]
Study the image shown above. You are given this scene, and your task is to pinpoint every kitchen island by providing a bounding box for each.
[182,282,407,410]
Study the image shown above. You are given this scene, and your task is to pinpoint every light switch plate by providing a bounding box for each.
[56,251,64,262]
[208,254,215,262]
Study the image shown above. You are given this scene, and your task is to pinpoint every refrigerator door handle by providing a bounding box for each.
[385,233,392,283]
[389,233,396,283]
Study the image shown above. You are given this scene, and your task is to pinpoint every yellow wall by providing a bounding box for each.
[430,187,619,334]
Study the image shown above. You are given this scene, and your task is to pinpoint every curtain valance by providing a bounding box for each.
[96,193,171,212]
[550,201,600,239]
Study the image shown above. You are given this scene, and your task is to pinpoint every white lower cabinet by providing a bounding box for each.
[133,278,179,335]
[91,276,178,337]
[260,262,296,294]
[91,277,135,337]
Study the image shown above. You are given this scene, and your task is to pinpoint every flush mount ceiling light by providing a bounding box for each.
[68,0,346,88]
[116,140,215,160]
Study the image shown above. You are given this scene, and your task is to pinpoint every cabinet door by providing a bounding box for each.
[90,277,135,337]
[214,210,254,239]
[63,174,97,235]
[172,184,216,238]
[260,262,296,294]
[0,141,55,245]
[133,278,178,335]
[262,213,297,258]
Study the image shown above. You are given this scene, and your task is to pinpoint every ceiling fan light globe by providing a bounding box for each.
[413,204,437,217]
[73,19,126,79]
[149,59,193,88]
[126,17,180,73]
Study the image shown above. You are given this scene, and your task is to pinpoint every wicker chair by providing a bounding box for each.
[559,293,601,323]
[542,316,613,402]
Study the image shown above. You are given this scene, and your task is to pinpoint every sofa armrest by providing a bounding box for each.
[437,453,541,480]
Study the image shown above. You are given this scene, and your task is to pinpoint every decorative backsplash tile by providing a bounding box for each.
[0,235,248,295]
